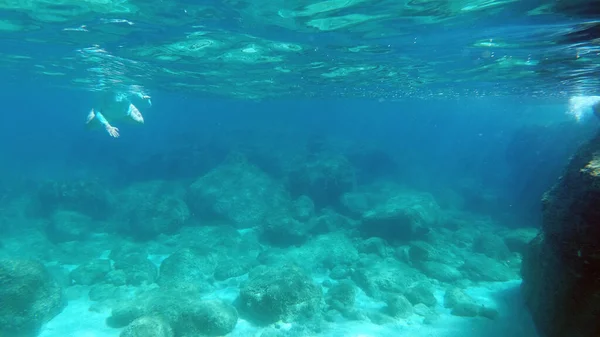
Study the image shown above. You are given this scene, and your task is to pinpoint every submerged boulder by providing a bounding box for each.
[359,191,441,242]
[157,248,216,293]
[287,153,356,210]
[0,259,66,337]
[35,179,113,220]
[45,210,94,243]
[521,131,600,337]
[238,264,322,324]
[187,155,291,228]
[108,289,238,337]
[120,316,174,337]
[114,181,190,240]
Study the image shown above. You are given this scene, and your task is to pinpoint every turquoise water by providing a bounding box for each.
[0,1,599,337]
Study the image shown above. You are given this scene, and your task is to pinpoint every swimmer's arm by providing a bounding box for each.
[93,110,120,138]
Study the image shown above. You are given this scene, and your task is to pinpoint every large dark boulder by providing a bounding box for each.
[521,131,600,337]
[0,259,66,337]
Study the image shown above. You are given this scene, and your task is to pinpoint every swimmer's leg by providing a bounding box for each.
[126,103,144,124]
[86,109,96,124]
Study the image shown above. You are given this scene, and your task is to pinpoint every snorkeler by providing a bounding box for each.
[86,90,151,138]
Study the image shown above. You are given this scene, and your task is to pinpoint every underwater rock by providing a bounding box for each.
[340,191,373,216]
[384,294,413,319]
[187,157,291,228]
[257,232,359,272]
[108,243,158,286]
[460,254,516,282]
[0,259,66,337]
[238,264,322,324]
[292,195,315,222]
[108,289,237,336]
[408,240,458,265]
[419,261,463,282]
[35,179,114,220]
[70,259,112,285]
[156,248,215,293]
[88,283,121,302]
[329,265,352,280]
[357,237,389,257]
[308,208,359,234]
[500,227,538,254]
[260,212,311,247]
[444,287,472,308]
[340,181,406,216]
[444,287,498,319]
[522,131,600,337]
[406,240,464,282]
[213,257,255,281]
[114,181,190,240]
[105,269,128,286]
[351,259,425,300]
[412,303,438,322]
[444,288,477,317]
[359,192,441,242]
[472,232,512,260]
[120,316,174,337]
[326,280,357,314]
[45,210,93,243]
[287,153,356,210]
[173,299,238,336]
[112,253,158,286]
[404,283,437,307]
[169,225,256,256]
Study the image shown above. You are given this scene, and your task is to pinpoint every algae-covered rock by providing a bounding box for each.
[472,232,512,260]
[292,195,315,222]
[444,287,497,319]
[108,289,237,336]
[187,156,291,228]
[174,299,238,336]
[157,248,215,292]
[351,259,425,300]
[404,282,437,307]
[360,192,441,242]
[501,227,538,254]
[0,259,66,337]
[420,261,463,282]
[384,294,413,319]
[120,316,174,337]
[112,253,158,286]
[238,264,322,324]
[260,212,311,247]
[326,280,356,313]
[114,181,189,240]
[69,259,112,285]
[288,153,356,210]
[36,179,113,219]
[45,210,94,243]
[461,254,516,282]
[257,232,359,272]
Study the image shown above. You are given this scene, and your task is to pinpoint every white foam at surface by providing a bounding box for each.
[567,95,600,121]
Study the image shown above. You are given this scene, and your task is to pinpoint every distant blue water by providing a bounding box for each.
[0,83,595,228]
